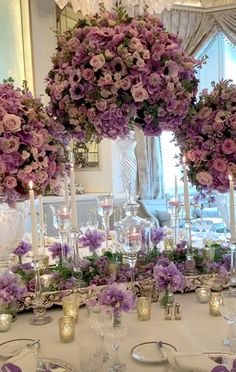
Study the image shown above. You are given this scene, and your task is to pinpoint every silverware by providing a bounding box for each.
[157,341,167,362]
[0,340,40,360]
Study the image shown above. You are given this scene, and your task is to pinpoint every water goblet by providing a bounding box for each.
[51,205,71,260]
[97,195,114,250]
[219,292,236,349]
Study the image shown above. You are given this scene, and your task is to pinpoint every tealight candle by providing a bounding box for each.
[58,316,75,343]
[137,297,152,321]
[40,274,54,289]
[195,287,211,304]
[100,198,112,209]
[129,228,142,242]
[0,314,12,332]
[209,293,223,316]
[58,207,71,220]
[62,295,78,322]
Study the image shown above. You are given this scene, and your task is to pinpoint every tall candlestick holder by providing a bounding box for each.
[169,200,181,246]
[97,194,114,251]
[229,240,236,296]
[70,229,84,287]
[184,219,196,275]
[29,255,52,325]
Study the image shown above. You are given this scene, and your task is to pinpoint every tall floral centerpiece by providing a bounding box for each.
[0,81,66,269]
[46,7,200,140]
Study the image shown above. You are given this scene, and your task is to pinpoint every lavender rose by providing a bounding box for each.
[3,113,21,132]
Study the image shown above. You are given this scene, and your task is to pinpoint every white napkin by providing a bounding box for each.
[0,348,37,371]
[165,348,218,372]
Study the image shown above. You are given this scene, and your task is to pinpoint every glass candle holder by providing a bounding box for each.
[137,297,152,321]
[209,293,223,316]
[40,274,54,290]
[62,295,78,323]
[0,314,12,332]
[195,287,211,304]
[58,316,75,343]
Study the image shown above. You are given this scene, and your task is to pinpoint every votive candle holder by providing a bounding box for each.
[58,316,75,343]
[195,287,211,303]
[62,295,78,322]
[137,297,152,321]
[0,314,12,332]
[209,293,223,316]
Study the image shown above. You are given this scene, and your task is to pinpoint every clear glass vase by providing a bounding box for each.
[0,201,25,273]
[159,287,174,308]
[115,131,150,291]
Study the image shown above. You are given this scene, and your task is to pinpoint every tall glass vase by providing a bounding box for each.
[115,131,149,291]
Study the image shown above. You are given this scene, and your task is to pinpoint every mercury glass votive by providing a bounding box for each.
[58,316,75,343]
[137,297,152,321]
[0,314,12,332]
[209,293,223,316]
[195,287,211,303]
[40,274,54,290]
[62,295,78,322]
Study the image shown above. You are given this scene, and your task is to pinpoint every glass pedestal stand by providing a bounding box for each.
[29,255,52,325]
[229,241,236,296]
[169,203,181,246]
[70,229,84,287]
[184,219,196,276]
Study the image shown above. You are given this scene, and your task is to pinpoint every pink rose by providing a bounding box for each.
[198,107,212,120]
[67,37,80,50]
[17,170,27,180]
[0,137,19,153]
[3,113,21,132]
[68,107,79,117]
[95,101,107,112]
[143,50,150,59]
[5,176,17,189]
[32,134,44,148]
[222,139,236,154]
[24,165,33,173]
[213,158,227,172]
[201,125,213,135]
[148,73,160,87]
[187,150,196,162]
[131,83,148,103]
[129,38,143,52]
[82,68,95,81]
[196,171,213,187]
[215,111,226,123]
[121,78,131,91]
[21,151,30,160]
[213,121,223,132]
[37,171,48,184]
[90,54,105,71]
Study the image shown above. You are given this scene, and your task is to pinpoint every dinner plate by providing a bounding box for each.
[131,341,177,365]
[0,338,40,358]
[37,358,77,371]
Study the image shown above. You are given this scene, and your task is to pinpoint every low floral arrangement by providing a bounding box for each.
[46,7,200,142]
[78,229,105,253]
[98,282,135,324]
[0,80,66,204]
[175,80,236,193]
[0,273,27,317]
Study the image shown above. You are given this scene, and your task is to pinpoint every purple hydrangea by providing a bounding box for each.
[13,241,31,256]
[153,261,184,292]
[98,282,135,313]
[151,227,166,245]
[0,273,27,305]
[48,242,71,260]
[78,229,105,253]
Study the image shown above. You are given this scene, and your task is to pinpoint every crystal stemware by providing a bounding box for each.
[219,292,236,349]
[107,317,128,372]
[97,195,114,250]
[51,205,71,260]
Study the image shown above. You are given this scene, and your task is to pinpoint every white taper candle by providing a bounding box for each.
[29,181,39,255]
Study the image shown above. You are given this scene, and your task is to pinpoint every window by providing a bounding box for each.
[161,33,236,197]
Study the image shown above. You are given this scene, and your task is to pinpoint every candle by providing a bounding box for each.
[229,174,236,241]
[195,287,211,303]
[183,157,190,221]
[64,176,69,208]
[70,165,78,230]
[174,174,178,201]
[0,314,12,332]
[38,195,44,231]
[59,207,71,220]
[101,198,112,209]
[137,297,151,321]
[58,316,75,343]
[129,228,142,242]
[209,293,222,316]
[29,181,39,255]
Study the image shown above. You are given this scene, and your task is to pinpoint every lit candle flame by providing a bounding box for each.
[183,156,186,164]
[29,180,33,190]
[229,174,233,182]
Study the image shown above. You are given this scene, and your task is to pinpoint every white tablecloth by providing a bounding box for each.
[0,293,230,371]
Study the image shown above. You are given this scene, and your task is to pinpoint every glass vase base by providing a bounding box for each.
[108,362,126,372]
[29,314,52,326]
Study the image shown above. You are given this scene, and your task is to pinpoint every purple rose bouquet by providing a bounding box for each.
[0,273,27,315]
[46,8,200,141]
[0,81,66,204]
[78,229,105,253]
[175,80,236,193]
[98,282,135,322]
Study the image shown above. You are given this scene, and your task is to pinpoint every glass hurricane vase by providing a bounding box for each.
[0,201,25,273]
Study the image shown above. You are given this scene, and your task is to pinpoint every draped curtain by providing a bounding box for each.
[136,6,236,200]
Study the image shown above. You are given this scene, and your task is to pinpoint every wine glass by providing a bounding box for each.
[107,317,128,372]
[219,292,236,349]
[89,305,114,363]
[97,195,114,250]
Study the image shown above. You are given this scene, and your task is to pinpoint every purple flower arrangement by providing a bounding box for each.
[153,259,184,293]
[13,241,31,256]
[46,8,200,142]
[211,359,236,372]
[0,81,66,204]
[176,80,236,193]
[78,229,105,253]
[0,273,26,314]
[48,242,71,260]
[151,227,166,246]
[98,282,135,316]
